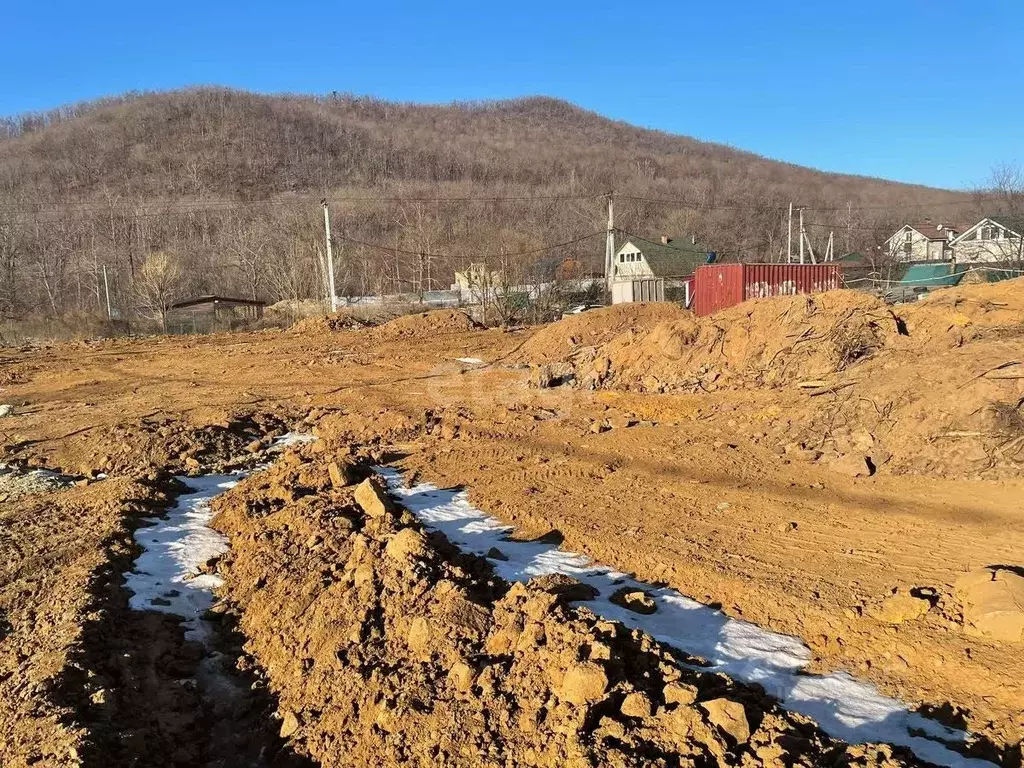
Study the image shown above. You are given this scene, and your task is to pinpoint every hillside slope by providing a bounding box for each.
[0,88,972,328]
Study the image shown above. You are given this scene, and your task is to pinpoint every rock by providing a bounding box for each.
[447,660,476,692]
[485,547,508,561]
[560,663,609,705]
[828,453,874,478]
[610,587,658,615]
[528,573,599,602]
[663,681,698,706]
[354,477,392,518]
[244,439,262,453]
[327,461,353,489]
[385,528,429,563]
[700,698,750,743]
[279,710,301,738]
[0,404,14,418]
[867,590,931,625]
[183,456,201,471]
[955,567,1024,642]
[531,365,555,389]
[620,690,653,718]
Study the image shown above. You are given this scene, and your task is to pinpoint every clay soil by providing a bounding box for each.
[1,283,1023,766]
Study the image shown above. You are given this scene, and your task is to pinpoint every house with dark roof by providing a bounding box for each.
[610,235,713,305]
[950,214,1024,263]
[883,221,963,262]
[612,235,712,280]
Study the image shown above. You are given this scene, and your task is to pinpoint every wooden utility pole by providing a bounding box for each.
[798,207,805,264]
[605,193,615,289]
[102,265,112,319]
[787,202,793,263]
[322,200,338,312]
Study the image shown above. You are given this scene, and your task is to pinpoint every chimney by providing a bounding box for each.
[661,235,671,245]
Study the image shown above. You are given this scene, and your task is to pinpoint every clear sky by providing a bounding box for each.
[1,0,1020,190]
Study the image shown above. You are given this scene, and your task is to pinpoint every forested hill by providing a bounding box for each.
[0,88,972,325]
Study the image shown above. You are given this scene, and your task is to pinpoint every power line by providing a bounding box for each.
[332,229,606,262]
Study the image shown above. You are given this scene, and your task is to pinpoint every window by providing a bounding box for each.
[903,241,912,256]
[982,226,996,240]
[619,254,625,263]
[905,231,913,243]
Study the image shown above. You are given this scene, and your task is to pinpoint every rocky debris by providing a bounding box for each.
[0,404,14,417]
[354,476,393,518]
[700,698,751,744]
[208,451,926,767]
[610,587,658,615]
[828,453,875,478]
[327,460,355,489]
[956,567,1024,643]
[867,590,932,625]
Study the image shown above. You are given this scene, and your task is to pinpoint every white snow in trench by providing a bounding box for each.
[123,432,317,641]
[377,467,995,768]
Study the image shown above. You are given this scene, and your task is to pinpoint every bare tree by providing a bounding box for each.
[134,252,184,331]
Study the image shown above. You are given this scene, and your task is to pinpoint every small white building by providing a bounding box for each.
[884,222,962,262]
[610,235,710,304]
[950,215,1024,263]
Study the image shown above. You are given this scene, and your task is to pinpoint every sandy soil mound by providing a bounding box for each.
[588,291,902,392]
[211,445,923,767]
[897,277,1024,349]
[368,309,482,342]
[290,311,372,334]
[514,303,689,365]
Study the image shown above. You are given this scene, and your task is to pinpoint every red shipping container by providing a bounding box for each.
[692,263,843,316]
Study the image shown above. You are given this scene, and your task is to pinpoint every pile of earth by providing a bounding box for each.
[897,278,1024,350]
[530,291,902,393]
[290,311,373,335]
[209,441,927,767]
[513,303,688,366]
[367,309,482,342]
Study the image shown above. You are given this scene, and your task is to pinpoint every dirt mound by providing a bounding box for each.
[897,277,1024,349]
[589,291,901,392]
[290,311,372,334]
[368,309,482,342]
[514,303,689,365]
[209,445,925,767]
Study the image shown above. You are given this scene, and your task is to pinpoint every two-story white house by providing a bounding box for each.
[950,215,1024,263]
[884,221,962,262]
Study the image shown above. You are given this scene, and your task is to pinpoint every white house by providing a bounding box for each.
[611,235,710,305]
[884,222,962,262]
[612,235,710,280]
[950,215,1024,263]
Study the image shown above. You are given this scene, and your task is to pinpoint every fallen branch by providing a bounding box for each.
[806,382,855,397]
[959,360,1021,389]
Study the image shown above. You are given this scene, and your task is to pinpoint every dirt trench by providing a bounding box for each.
[204,439,948,768]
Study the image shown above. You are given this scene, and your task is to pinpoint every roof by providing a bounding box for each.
[621,236,712,277]
[897,263,968,288]
[979,213,1024,235]
[900,222,965,241]
[171,294,266,310]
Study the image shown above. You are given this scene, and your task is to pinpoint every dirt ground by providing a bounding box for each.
[1,285,1023,766]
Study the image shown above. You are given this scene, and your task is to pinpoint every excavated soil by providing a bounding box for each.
[2,280,1023,766]
[210,442,926,767]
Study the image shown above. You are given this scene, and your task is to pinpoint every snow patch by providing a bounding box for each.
[124,473,238,642]
[454,357,485,364]
[378,468,994,768]
[123,432,313,642]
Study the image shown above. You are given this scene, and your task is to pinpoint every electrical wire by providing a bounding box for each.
[332,229,606,262]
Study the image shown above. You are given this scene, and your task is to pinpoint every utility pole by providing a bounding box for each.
[787,202,793,264]
[798,207,805,264]
[321,199,338,312]
[102,265,112,319]
[605,193,615,289]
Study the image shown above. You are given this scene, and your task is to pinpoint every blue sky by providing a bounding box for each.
[1,0,1020,190]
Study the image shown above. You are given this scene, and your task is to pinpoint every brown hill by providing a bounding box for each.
[0,88,975,330]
